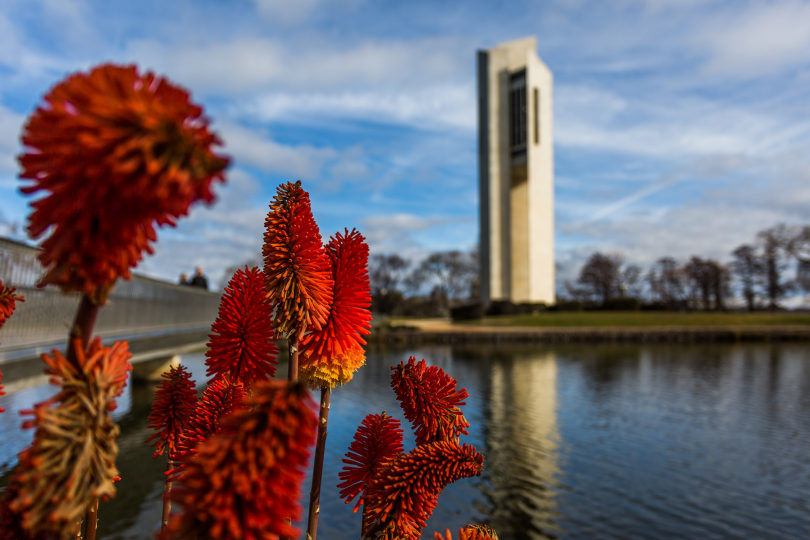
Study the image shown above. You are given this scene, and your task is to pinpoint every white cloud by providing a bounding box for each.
[362,213,461,259]
[0,103,24,174]
[698,0,810,77]
[218,123,337,179]
[245,84,476,131]
[555,84,810,158]
[126,37,468,95]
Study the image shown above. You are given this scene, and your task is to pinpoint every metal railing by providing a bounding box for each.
[0,236,222,363]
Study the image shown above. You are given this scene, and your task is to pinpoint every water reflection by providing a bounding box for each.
[1,343,809,539]
[482,350,562,539]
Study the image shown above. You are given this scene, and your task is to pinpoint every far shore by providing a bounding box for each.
[368,312,810,344]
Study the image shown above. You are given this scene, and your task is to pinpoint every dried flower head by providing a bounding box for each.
[391,357,470,446]
[262,181,333,338]
[163,381,317,540]
[300,228,371,388]
[205,266,278,386]
[363,440,485,540]
[338,412,404,512]
[146,364,197,459]
[433,525,499,540]
[0,278,24,331]
[173,376,248,463]
[18,63,229,303]
[0,338,131,537]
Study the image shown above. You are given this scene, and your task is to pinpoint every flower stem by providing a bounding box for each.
[306,387,331,540]
[162,460,174,530]
[68,294,101,538]
[288,335,299,381]
[279,334,301,540]
[84,498,98,540]
[67,294,100,366]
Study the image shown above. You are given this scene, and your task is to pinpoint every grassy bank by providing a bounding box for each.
[457,311,810,328]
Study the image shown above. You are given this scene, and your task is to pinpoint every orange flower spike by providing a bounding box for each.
[391,357,471,446]
[18,64,229,303]
[205,267,278,387]
[0,278,24,331]
[173,376,248,464]
[364,440,485,540]
[338,412,404,512]
[299,228,372,388]
[1,338,132,537]
[262,181,333,338]
[163,381,318,540]
[145,364,197,459]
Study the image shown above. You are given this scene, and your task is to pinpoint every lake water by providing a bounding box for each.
[1,342,809,539]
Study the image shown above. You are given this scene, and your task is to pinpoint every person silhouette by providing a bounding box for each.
[179,273,190,285]
[189,266,209,290]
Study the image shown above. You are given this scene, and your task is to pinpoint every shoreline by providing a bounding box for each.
[368,324,810,344]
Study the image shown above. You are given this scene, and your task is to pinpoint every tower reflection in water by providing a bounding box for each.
[473,348,564,540]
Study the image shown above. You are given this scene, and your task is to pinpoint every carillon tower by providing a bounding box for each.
[478,36,555,304]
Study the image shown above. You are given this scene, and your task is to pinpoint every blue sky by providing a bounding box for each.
[1,0,809,291]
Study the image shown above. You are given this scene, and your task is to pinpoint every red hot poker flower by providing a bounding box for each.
[338,412,404,512]
[363,440,485,540]
[300,228,372,388]
[1,338,131,538]
[263,181,333,338]
[18,63,229,303]
[205,266,278,386]
[433,525,499,540]
[391,357,470,446]
[163,381,318,540]
[146,364,197,459]
[0,278,24,331]
[173,376,248,464]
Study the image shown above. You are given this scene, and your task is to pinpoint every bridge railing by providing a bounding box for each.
[0,236,222,363]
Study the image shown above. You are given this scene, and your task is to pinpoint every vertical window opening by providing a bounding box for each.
[534,87,540,145]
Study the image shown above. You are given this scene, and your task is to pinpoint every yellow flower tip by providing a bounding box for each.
[299,344,366,390]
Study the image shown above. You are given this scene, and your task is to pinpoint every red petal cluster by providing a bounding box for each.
[163,381,317,540]
[300,228,372,388]
[18,63,229,302]
[0,278,24,331]
[363,440,485,540]
[146,364,197,459]
[391,357,470,446]
[433,525,499,540]
[205,266,278,386]
[0,338,132,537]
[173,376,248,463]
[338,412,404,512]
[263,181,333,338]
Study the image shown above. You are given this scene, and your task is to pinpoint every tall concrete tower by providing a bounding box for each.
[478,36,555,305]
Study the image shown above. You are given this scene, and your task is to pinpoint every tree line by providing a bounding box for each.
[566,224,810,311]
[370,250,479,317]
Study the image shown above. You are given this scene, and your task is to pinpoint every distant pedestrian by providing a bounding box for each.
[179,273,190,285]
[190,266,209,290]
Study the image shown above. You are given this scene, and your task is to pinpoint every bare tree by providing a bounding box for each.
[577,253,623,304]
[684,257,729,311]
[788,226,810,298]
[757,224,793,310]
[620,264,643,298]
[731,244,761,311]
[647,257,685,309]
[369,254,411,315]
[408,250,477,314]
